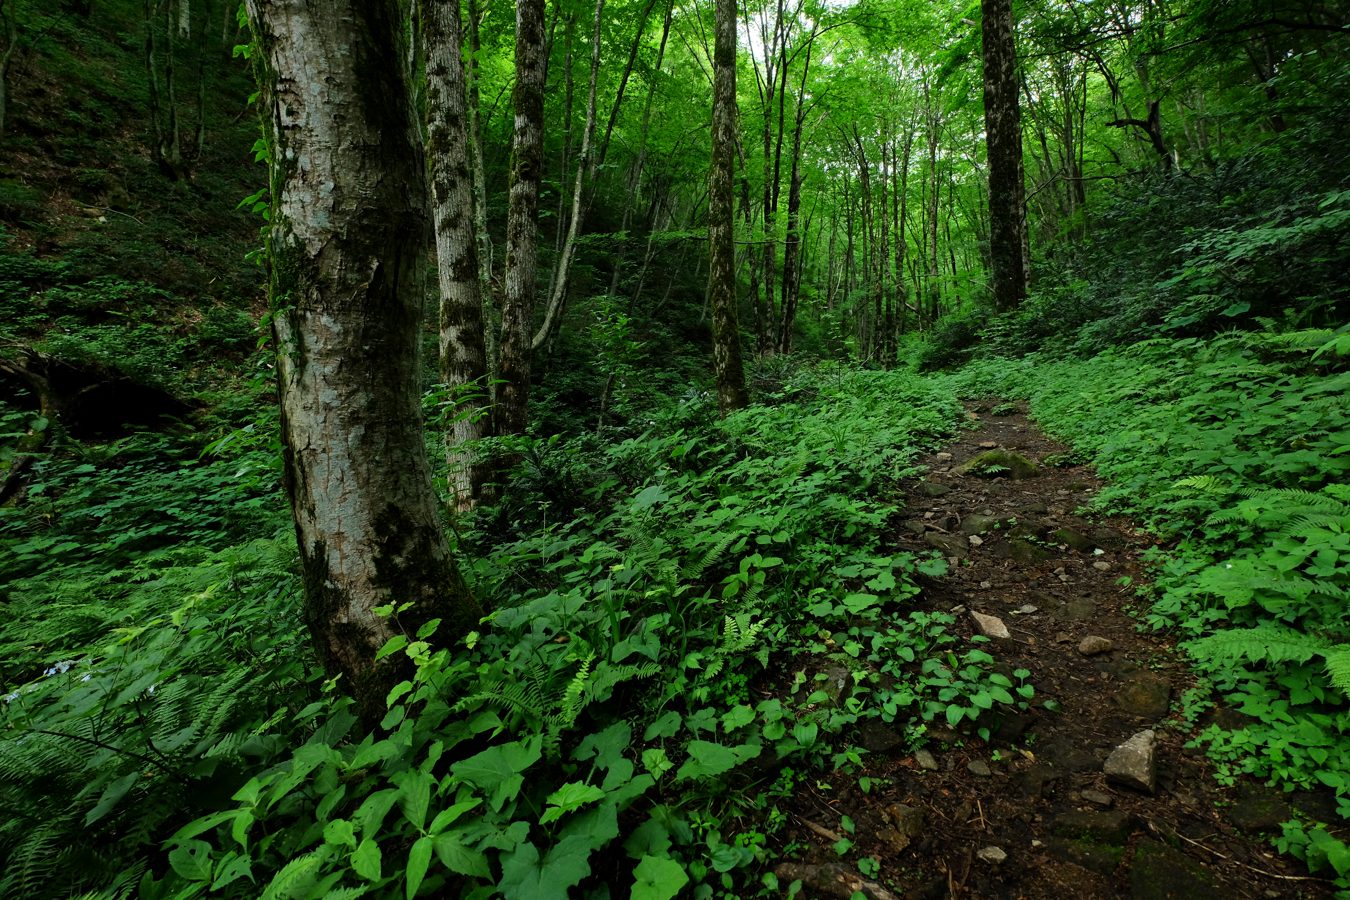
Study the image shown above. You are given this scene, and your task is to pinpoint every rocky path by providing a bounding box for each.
[776,402,1333,899]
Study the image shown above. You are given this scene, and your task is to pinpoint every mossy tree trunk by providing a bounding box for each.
[980,0,1028,312]
[244,0,483,715]
[708,0,748,414]
[496,0,547,437]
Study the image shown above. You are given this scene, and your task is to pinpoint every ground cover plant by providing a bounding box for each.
[948,329,1350,883]
[1,362,1066,897]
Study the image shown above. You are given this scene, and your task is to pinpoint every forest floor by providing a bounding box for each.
[775,400,1336,899]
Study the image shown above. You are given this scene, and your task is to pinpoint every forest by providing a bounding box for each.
[0,0,1346,896]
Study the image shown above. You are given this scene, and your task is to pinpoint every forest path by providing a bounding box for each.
[777,400,1332,899]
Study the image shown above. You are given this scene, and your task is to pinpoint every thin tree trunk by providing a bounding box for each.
[245,0,482,716]
[534,0,605,351]
[420,0,493,510]
[465,0,495,375]
[980,0,1027,311]
[498,0,547,436]
[709,0,748,413]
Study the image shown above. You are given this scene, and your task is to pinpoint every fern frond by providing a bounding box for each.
[1189,626,1328,665]
[684,531,737,583]
[1324,648,1350,694]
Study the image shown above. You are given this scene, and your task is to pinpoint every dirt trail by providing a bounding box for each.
[777,402,1333,899]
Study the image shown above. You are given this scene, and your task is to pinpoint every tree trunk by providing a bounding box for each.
[420,0,493,511]
[533,0,605,351]
[245,0,482,715]
[497,0,547,436]
[980,0,1027,312]
[708,0,748,414]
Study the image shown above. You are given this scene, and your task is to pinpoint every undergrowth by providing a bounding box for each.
[0,362,1036,898]
[948,328,1350,884]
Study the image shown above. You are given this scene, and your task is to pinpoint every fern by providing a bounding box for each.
[1324,649,1350,694]
[1189,626,1329,666]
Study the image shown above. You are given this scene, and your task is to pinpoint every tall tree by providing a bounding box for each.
[708,0,749,413]
[245,0,482,712]
[980,0,1027,311]
[497,0,548,435]
[420,0,493,510]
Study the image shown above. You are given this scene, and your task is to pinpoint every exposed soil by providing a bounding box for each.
[776,401,1335,899]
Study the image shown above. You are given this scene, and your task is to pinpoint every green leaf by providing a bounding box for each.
[945,704,965,727]
[429,798,481,834]
[631,855,690,900]
[211,853,254,890]
[434,832,491,878]
[643,710,682,740]
[169,840,213,882]
[376,634,408,661]
[721,704,755,731]
[85,772,139,826]
[352,838,382,882]
[674,740,761,780]
[498,837,594,900]
[324,818,357,848]
[397,769,434,832]
[450,737,543,813]
[633,484,670,510]
[540,782,606,824]
[407,836,434,899]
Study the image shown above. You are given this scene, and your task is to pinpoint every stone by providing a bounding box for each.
[917,480,952,497]
[1013,604,1038,615]
[1128,841,1221,900]
[1115,672,1172,720]
[902,519,927,535]
[858,719,903,754]
[971,611,1010,639]
[936,451,954,461]
[1051,808,1135,844]
[978,441,998,449]
[924,532,969,558]
[968,535,984,547]
[962,514,1006,535]
[976,846,1006,864]
[818,666,855,706]
[1053,527,1095,551]
[1055,632,1073,643]
[995,712,1034,742]
[1041,736,1101,773]
[887,803,925,838]
[1046,838,1124,876]
[1092,560,1112,571]
[914,749,939,771]
[979,580,993,589]
[1060,599,1097,621]
[1228,783,1291,833]
[1078,636,1114,656]
[1105,729,1157,794]
[1081,789,1114,809]
[957,450,1039,480]
[1009,538,1051,564]
[968,759,993,776]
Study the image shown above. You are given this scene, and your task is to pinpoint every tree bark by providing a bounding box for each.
[980,0,1028,311]
[708,0,748,414]
[420,0,493,511]
[497,0,547,436]
[245,0,482,715]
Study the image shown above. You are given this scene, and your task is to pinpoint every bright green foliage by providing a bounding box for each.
[0,361,1041,897]
[950,329,1350,883]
